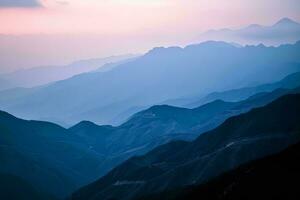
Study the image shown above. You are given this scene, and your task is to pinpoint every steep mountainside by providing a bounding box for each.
[0,111,104,199]
[141,141,300,200]
[68,86,300,177]
[1,87,299,199]
[71,94,300,200]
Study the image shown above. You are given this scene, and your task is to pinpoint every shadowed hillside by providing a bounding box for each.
[71,94,300,200]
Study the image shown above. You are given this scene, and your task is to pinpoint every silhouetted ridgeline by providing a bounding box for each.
[0,41,299,126]
[70,94,300,200]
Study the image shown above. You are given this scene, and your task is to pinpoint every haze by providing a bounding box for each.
[0,0,300,72]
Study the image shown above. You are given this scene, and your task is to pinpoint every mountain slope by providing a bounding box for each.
[140,141,300,200]
[1,54,138,89]
[68,86,300,178]
[0,41,299,126]
[71,94,300,200]
[187,71,300,108]
[67,99,237,177]
[0,173,55,200]
[1,86,297,198]
[0,111,104,198]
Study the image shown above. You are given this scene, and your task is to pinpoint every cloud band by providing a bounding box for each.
[0,0,41,7]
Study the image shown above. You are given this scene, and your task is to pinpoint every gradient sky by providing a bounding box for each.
[0,0,300,72]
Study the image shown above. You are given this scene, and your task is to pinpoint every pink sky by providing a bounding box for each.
[1,0,300,35]
[0,0,300,72]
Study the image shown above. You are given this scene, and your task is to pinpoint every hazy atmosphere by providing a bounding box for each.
[0,0,300,72]
[1,1,300,200]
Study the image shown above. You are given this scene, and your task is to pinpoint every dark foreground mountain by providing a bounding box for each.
[0,111,103,198]
[68,86,300,177]
[141,141,300,200]
[1,86,299,199]
[0,173,55,200]
[71,94,300,200]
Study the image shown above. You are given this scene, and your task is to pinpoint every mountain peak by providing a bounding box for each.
[145,46,182,57]
[185,41,236,51]
[246,24,263,29]
[69,120,99,130]
[274,17,299,26]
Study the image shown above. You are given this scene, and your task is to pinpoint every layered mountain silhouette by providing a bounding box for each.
[0,41,299,126]
[185,71,300,108]
[71,94,300,200]
[1,79,299,199]
[139,141,300,200]
[0,54,137,90]
[67,84,300,178]
[199,18,300,46]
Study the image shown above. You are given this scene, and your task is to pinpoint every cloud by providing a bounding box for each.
[0,0,41,7]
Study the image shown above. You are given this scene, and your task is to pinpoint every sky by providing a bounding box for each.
[0,0,300,72]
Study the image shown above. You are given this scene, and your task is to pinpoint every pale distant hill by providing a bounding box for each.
[0,54,138,89]
[0,41,299,126]
[199,18,300,46]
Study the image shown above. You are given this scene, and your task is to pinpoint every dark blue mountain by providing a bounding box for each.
[71,94,300,200]
[0,173,55,200]
[138,141,300,200]
[0,111,104,198]
[1,86,299,199]
[67,85,300,178]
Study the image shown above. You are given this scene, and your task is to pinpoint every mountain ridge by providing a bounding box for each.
[0,40,299,126]
[70,94,300,200]
[200,18,300,46]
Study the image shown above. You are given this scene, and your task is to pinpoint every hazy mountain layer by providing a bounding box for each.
[0,54,137,90]
[185,71,300,108]
[199,18,300,46]
[0,41,299,126]
[1,83,298,198]
[1,87,299,199]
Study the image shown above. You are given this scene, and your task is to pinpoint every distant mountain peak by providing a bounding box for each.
[185,40,236,50]
[274,17,299,26]
[70,120,99,129]
[146,46,182,57]
[246,24,263,29]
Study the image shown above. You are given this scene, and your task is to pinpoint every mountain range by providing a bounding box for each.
[0,40,299,126]
[71,94,300,200]
[199,18,300,46]
[1,73,299,199]
[184,71,300,108]
[0,54,137,90]
[67,78,300,176]
[1,18,300,200]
